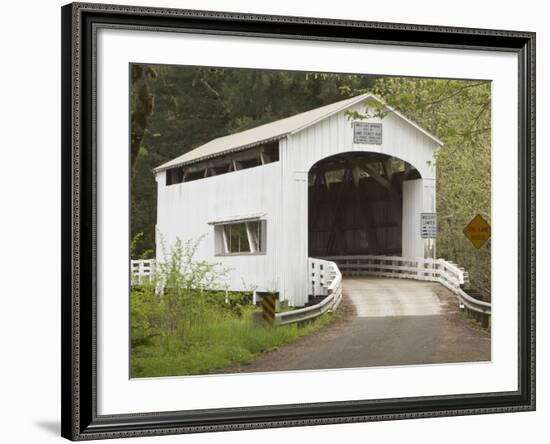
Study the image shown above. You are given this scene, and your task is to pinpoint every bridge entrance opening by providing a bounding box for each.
[308,152,421,257]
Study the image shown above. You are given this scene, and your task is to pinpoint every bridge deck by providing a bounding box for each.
[346,277,444,317]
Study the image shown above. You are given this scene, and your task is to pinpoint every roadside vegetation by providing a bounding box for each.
[130,236,333,378]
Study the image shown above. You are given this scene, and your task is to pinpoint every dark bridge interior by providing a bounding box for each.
[308,152,420,257]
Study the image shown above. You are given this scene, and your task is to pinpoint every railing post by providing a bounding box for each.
[309,258,314,297]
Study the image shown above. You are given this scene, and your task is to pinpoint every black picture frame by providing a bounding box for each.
[61,2,536,440]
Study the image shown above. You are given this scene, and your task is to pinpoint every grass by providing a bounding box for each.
[131,306,334,378]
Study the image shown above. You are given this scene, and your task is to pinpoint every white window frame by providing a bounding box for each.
[213,219,266,256]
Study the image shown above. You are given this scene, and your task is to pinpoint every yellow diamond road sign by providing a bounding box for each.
[463,214,491,249]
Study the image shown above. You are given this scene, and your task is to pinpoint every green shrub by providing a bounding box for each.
[130,235,334,377]
[130,284,162,347]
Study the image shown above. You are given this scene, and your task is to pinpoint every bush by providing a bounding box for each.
[130,235,334,377]
[130,284,162,347]
[131,235,254,357]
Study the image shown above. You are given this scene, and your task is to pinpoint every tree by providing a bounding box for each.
[130,65,157,178]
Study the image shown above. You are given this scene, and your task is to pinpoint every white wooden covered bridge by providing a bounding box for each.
[146,93,490,319]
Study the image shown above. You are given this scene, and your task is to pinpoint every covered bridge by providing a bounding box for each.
[153,93,442,307]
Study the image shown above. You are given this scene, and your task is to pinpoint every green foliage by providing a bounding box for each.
[130,284,162,347]
[137,235,231,337]
[130,236,334,377]
[130,65,157,178]
[130,232,153,260]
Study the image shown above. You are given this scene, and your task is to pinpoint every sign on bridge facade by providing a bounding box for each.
[421,213,438,239]
[353,122,383,145]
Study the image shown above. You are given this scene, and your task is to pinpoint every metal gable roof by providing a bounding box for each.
[154,93,443,173]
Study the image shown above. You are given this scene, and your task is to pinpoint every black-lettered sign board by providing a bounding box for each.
[353,122,383,145]
[421,213,437,238]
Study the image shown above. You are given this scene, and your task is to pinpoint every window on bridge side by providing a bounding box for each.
[214,220,266,255]
[165,167,184,185]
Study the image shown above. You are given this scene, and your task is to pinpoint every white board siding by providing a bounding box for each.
[278,137,309,307]
[288,103,438,179]
[401,178,437,259]
[155,162,283,297]
[402,179,424,258]
[422,177,437,259]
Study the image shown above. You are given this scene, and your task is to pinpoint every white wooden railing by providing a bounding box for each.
[131,257,344,326]
[131,259,155,285]
[322,255,491,315]
[275,258,343,326]
[131,254,488,323]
